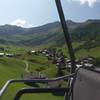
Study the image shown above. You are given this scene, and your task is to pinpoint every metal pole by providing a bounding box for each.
[0,73,75,99]
[55,0,76,73]
[14,88,68,100]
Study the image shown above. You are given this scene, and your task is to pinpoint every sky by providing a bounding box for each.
[0,0,100,27]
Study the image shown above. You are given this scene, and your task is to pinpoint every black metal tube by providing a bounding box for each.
[14,88,69,100]
[55,0,76,73]
[0,73,75,99]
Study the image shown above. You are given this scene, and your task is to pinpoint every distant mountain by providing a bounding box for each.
[71,20,100,41]
[0,20,99,47]
[0,24,27,34]
[85,19,100,24]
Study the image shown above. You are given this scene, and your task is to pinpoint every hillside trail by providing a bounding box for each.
[24,60,30,73]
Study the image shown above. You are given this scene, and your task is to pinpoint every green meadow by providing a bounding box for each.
[0,45,63,100]
[0,42,99,100]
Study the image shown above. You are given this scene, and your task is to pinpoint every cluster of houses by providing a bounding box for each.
[0,53,15,57]
[29,48,95,70]
[39,48,95,69]
[38,48,66,70]
[28,50,38,55]
[0,47,16,58]
[66,56,94,69]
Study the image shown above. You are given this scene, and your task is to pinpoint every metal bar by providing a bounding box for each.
[55,0,76,73]
[0,80,12,98]
[0,73,75,99]
[55,1,76,100]
[14,88,69,100]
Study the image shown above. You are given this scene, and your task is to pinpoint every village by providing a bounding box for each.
[29,48,95,70]
[21,47,95,88]
[0,47,95,68]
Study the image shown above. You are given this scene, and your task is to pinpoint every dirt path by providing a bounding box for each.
[24,60,30,73]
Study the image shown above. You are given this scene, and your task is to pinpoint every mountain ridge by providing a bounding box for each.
[0,19,99,47]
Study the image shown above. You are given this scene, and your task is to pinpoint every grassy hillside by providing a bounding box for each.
[0,46,65,100]
[0,41,99,99]
[0,20,99,47]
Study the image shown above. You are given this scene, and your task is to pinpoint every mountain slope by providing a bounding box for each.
[71,21,100,41]
[0,20,99,47]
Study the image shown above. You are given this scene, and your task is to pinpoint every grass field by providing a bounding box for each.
[0,42,100,100]
[0,46,64,100]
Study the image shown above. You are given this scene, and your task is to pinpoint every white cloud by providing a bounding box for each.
[11,19,33,28]
[11,19,26,27]
[80,0,97,7]
[67,0,99,7]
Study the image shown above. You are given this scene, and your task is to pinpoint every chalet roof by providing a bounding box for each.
[0,53,4,55]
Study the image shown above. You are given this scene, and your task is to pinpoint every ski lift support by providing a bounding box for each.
[55,0,76,73]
